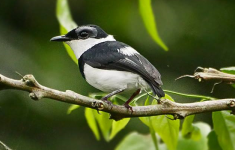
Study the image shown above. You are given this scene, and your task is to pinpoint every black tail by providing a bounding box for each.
[150,84,165,98]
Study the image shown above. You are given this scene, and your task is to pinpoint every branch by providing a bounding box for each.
[0,73,234,121]
[176,67,235,93]
[176,67,235,83]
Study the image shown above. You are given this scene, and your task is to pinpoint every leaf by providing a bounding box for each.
[67,104,80,114]
[139,94,179,150]
[89,93,129,141]
[115,132,156,150]
[164,93,174,101]
[208,130,222,150]
[151,114,180,150]
[139,96,150,126]
[88,93,112,141]
[94,111,113,142]
[139,0,168,51]
[139,96,159,149]
[56,0,77,64]
[220,67,235,88]
[109,118,130,140]
[220,67,235,75]
[177,122,211,150]
[149,117,159,150]
[212,111,235,150]
[151,95,179,150]
[85,108,100,140]
[181,115,201,141]
[182,115,195,137]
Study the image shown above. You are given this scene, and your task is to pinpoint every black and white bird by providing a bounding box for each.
[50,24,165,111]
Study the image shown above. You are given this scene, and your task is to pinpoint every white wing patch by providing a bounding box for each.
[118,47,139,56]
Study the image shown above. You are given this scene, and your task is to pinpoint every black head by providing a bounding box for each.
[50,24,109,42]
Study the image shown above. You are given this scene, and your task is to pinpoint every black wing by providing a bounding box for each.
[79,41,165,97]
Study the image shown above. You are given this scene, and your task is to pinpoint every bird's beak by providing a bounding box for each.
[50,35,71,42]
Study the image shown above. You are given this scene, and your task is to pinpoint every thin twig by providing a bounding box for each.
[0,141,11,150]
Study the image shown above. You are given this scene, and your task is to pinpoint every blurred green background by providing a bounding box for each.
[1,0,235,149]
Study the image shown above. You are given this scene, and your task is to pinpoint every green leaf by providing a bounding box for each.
[56,0,77,64]
[139,0,168,51]
[151,95,179,150]
[182,115,195,137]
[115,132,156,150]
[220,67,235,75]
[89,92,106,99]
[139,94,179,150]
[181,115,201,141]
[149,117,159,150]
[94,111,113,141]
[177,122,211,150]
[88,93,129,141]
[213,111,235,150]
[139,96,150,126]
[139,96,159,150]
[109,118,130,140]
[220,67,235,88]
[208,130,222,150]
[151,114,180,150]
[89,93,112,141]
[164,93,174,101]
[67,104,80,114]
[85,108,100,140]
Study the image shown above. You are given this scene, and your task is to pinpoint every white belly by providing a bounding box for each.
[83,64,149,92]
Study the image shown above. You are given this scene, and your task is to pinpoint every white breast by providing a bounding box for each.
[83,64,149,92]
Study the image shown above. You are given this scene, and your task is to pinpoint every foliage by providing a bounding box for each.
[115,132,156,150]
[139,0,168,51]
[213,111,235,150]
[56,0,235,149]
[220,67,235,75]
[139,94,179,150]
[56,0,77,64]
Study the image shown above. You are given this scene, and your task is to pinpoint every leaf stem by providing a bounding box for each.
[149,117,159,150]
[164,90,214,100]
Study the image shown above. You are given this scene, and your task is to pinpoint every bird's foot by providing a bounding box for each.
[124,104,133,114]
[157,98,165,104]
[157,99,161,104]
[101,97,112,105]
[101,97,113,110]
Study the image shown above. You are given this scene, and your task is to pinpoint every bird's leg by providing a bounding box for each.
[124,89,141,114]
[101,89,124,105]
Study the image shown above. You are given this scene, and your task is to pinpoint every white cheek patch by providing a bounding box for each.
[118,47,139,56]
[65,35,115,59]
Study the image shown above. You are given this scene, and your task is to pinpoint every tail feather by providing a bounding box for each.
[150,84,165,98]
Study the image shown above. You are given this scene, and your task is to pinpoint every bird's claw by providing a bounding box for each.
[101,97,113,109]
[124,104,133,114]
[101,97,112,104]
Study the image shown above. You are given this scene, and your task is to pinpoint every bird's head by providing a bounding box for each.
[51,24,115,59]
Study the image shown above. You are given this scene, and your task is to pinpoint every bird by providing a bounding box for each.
[50,24,165,112]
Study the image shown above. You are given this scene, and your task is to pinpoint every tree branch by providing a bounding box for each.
[176,67,235,93]
[177,67,235,83]
[0,73,234,121]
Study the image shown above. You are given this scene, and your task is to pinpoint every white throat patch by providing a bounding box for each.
[65,35,115,59]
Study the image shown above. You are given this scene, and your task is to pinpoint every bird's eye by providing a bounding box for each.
[79,31,89,39]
